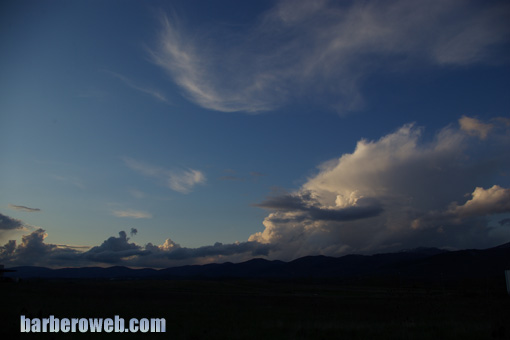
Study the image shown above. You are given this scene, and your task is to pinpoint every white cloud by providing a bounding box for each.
[249,116,510,259]
[459,116,493,140]
[151,0,510,113]
[167,169,205,194]
[449,185,510,218]
[123,157,206,194]
[112,209,152,219]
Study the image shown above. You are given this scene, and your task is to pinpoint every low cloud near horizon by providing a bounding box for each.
[1,116,509,268]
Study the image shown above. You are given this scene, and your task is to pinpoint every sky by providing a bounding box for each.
[1,0,510,268]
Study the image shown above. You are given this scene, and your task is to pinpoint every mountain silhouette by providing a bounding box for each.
[5,242,510,281]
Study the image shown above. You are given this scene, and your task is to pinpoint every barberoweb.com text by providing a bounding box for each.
[21,315,165,333]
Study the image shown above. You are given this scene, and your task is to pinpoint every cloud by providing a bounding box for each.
[2,116,509,267]
[0,229,271,268]
[108,71,169,103]
[8,204,41,213]
[459,116,493,140]
[0,228,76,266]
[155,242,271,261]
[112,210,152,219]
[499,218,510,226]
[249,116,510,259]
[83,231,148,264]
[123,157,206,194]
[0,213,26,230]
[256,193,383,222]
[130,228,138,237]
[151,0,510,113]
[448,185,510,218]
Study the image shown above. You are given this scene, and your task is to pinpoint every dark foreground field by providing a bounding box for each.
[2,278,509,339]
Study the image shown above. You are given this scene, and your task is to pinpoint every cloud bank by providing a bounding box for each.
[151,0,510,113]
[0,227,272,268]
[1,117,509,268]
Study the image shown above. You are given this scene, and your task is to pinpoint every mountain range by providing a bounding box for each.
[4,243,510,281]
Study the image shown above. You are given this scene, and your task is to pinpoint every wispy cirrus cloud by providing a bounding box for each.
[123,157,206,194]
[112,209,152,219]
[108,71,169,103]
[8,204,41,213]
[150,0,510,113]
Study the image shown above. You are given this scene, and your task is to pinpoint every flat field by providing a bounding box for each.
[2,278,509,339]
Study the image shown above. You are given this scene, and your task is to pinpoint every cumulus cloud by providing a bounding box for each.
[83,231,148,264]
[151,0,510,113]
[130,228,138,237]
[0,228,77,266]
[0,229,272,268]
[411,185,510,231]
[123,157,206,194]
[249,116,510,259]
[112,209,152,219]
[8,204,41,213]
[448,185,510,217]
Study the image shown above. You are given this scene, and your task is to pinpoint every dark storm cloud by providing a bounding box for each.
[152,241,273,260]
[0,213,25,230]
[83,231,148,263]
[1,229,272,268]
[0,229,75,266]
[255,193,313,211]
[255,193,383,222]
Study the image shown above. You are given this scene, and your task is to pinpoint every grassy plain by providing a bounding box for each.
[2,277,509,339]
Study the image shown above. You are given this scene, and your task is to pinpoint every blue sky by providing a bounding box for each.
[1,0,510,268]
